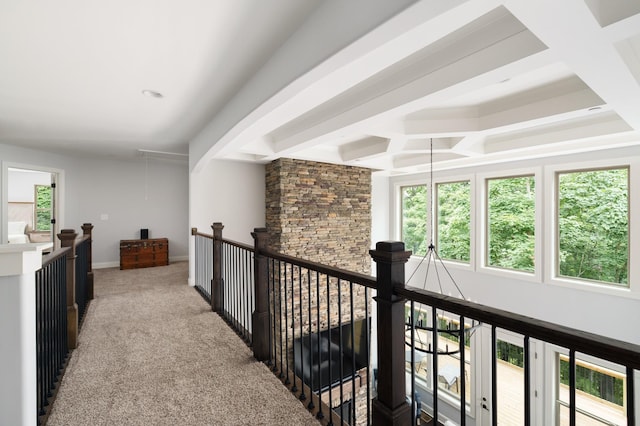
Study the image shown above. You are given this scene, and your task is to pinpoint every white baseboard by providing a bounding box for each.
[93,255,189,270]
[93,261,120,269]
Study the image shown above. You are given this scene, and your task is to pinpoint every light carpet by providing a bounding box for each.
[46,262,319,426]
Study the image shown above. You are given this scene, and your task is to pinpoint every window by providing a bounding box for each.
[556,354,625,425]
[34,184,52,232]
[486,175,535,272]
[557,167,628,286]
[401,185,427,256]
[436,181,470,262]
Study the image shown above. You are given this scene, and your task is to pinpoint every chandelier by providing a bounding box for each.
[404,138,480,356]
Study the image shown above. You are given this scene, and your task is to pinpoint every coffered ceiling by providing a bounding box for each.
[2,0,640,173]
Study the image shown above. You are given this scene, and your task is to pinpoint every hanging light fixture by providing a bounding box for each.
[404,138,480,356]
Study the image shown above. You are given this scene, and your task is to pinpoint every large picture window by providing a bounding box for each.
[557,167,628,286]
[486,175,535,272]
[401,185,427,256]
[436,181,470,263]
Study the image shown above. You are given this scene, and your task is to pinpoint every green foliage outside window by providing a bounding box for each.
[559,358,624,406]
[558,168,628,286]
[437,181,470,262]
[496,340,524,368]
[487,176,535,272]
[401,185,427,256]
[35,185,52,231]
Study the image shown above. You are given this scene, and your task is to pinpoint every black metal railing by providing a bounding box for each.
[35,224,94,426]
[35,247,70,424]
[192,224,640,426]
[262,248,375,426]
[221,240,254,344]
[192,230,213,301]
[397,284,640,426]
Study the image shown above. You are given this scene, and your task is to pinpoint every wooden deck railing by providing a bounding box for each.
[192,223,640,426]
[35,224,93,425]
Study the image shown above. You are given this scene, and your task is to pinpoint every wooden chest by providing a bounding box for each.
[119,238,169,270]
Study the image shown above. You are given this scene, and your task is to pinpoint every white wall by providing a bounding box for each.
[1,143,189,267]
[385,145,640,345]
[7,169,51,203]
[189,159,266,284]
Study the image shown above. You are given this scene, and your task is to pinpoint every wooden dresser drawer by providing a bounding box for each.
[120,238,169,270]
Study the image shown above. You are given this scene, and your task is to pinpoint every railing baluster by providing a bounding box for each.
[569,349,576,426]
[459,315,466,426]
[270,258,277,371]
[410,300,416,425]
[316,270,324,420]
[326,274,333,425]
[337,278,343,425]
[627,366,635,425]
[365,286,370,425]
[524,335,531,426]
[349,281,356,425]
[432,306,439,424]
[291,265,298,393]
[492,325,497,426]
[284,262,291,386]
[307,268,315,410]
[278,261,284,379]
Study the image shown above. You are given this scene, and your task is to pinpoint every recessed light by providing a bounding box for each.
[588,106,602,111]
[142,90,163,98]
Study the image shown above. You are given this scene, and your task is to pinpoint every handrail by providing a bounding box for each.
[41,246,71,268]
[396,284,640,370]
[222,238,253,252]
[260,247,377,289]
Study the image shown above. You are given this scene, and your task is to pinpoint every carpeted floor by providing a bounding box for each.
[46,262,319,426]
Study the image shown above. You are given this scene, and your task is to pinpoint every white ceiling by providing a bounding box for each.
[2,0,640,172]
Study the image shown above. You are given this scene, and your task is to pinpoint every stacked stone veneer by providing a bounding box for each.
[266,158,371,272]
[265,158,372,425]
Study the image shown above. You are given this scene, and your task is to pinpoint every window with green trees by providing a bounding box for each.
[437,181,470,262]
[401,185,427,256]
[557,167,628,286]
[34,184,52,232]
[558,355,624,407]
[487,175,535,272]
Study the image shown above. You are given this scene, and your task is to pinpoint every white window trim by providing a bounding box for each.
[544,157,639,299]
[477,167,543,283]
[543,343,633,426]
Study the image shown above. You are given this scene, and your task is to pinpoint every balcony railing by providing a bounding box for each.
[192,222,640,426]
[35,224,94,425]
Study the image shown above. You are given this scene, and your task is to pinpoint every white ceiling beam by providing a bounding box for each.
[506,0,640,130]
[270,28,551,158]
[339,136,390,162]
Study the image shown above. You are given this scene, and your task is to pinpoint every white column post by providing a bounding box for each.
[0,244,45,426]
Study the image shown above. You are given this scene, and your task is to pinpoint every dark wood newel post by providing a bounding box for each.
[58,229,79,349]
[81,223,94,300]
[370,241,412,426]
[211,222,224,313]
[251,227,270,361]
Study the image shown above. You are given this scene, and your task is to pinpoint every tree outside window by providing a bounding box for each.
[486,175,535,272]
[557,167,628,286]
[401,185,427,256]
[437,181,470,262]
[34,185,52,232]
